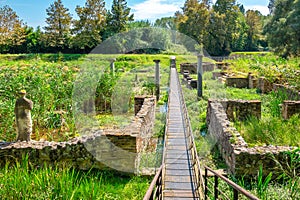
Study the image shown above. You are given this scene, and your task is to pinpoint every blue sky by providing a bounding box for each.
[0,0,269,28]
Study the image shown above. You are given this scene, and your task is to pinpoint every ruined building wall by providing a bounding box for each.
[207,99,298,177]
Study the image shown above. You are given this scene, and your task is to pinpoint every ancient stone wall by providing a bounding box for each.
[258,77,274,93]
[207,99,299,177]
[0,96,156,173]
[222,73,299,101]
[220,100,261,121]
[180,62,215,74]
[273,84,300,100]
[225,77,249,88]
[282,101,300,119]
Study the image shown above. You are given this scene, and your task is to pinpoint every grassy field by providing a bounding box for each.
[0,159,151,200]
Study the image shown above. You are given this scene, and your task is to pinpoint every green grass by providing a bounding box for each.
[0,161,151,200]
[225,53,300,89]
[0,53,197,142]
[234,90,300,147]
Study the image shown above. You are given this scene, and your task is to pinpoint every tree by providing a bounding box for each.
[204,10,227,55]
[154,17,176,30]
[128,20,151,29]
[104,0,134,39]
[44,0,72,52]
[231,11,248,52]
[264,0,299,57]
[71,0,106,52]
[0,5,26,53]
[245,10,262,51]
[209,0,241,55]
[175,0,210,45]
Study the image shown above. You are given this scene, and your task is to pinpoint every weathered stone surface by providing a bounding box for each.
[0,97,156,173]
[225,77,249,88]
[180,62,215,74]
[273,84,300,100]
[220,100,261,121]
[247,73,258,89]
[282,101,300,119]
[207,99,299,177]
[15,91,33,141]
[258,77,273,93]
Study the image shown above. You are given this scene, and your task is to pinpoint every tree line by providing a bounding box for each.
[0,0,299,57]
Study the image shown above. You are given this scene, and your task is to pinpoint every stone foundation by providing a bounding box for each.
[0,97,156,173]
[207,99,299,177]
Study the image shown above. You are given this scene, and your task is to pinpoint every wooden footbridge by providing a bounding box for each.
[144,65,259,200]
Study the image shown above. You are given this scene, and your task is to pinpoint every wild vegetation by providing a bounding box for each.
[0,53,195,142]
[226,53,300,89]
[0,156,151,199]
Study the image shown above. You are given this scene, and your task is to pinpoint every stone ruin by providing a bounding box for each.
[282,101,300,119]
[215,70,300,101]
[207,99,299,177]
[180,62,215,74]
[180,62,215,90]
[0,96,157,174]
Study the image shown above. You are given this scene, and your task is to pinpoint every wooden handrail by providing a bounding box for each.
[143,165,163,200]
[204,166,260,200]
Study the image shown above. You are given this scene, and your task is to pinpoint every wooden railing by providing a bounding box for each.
[143,165,163,200]
[204,166,259,200]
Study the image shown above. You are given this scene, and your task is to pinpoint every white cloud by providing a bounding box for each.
[244,5,269,15]
[131,0,182,21]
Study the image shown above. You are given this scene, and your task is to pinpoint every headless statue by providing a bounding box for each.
[14,90,33,141]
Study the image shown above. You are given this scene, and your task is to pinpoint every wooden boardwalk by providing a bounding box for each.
[162,68,199,200]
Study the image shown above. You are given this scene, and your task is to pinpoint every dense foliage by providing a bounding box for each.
[0,0,299,57]
[264,0,300,57]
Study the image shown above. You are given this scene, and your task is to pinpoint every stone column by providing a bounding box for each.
[14,90,33,141]
[197,54,203,98]
[153,60,160,101]
[170,56,176,68]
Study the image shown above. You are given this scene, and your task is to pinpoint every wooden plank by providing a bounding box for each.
[164,190,198,198]
[165,169,192,176]
[164,181,193,190]
[164,175,192,182]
